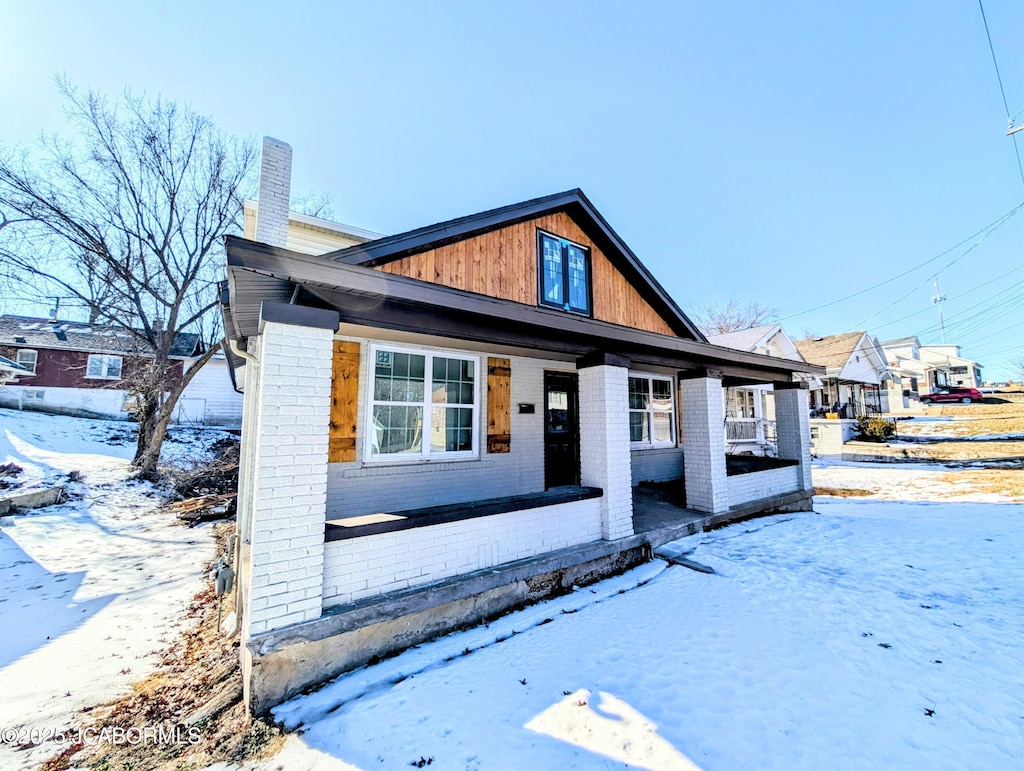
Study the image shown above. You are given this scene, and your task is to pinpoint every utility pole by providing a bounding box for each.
[932,280,947,343]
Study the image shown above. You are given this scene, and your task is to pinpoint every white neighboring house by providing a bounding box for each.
[708,324,819,455]
[881,338,984,411]
[795,332,891,418]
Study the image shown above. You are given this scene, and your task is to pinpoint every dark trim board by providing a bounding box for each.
[325,486,603,541]
[225,238,824,382]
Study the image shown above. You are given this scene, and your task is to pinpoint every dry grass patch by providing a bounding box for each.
[814,487,875,498]
[901,415,1024,437]
[935,469,1024,501]
[41,523,285,771]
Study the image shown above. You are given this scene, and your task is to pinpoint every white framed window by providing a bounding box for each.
[16,349,37,374]
[366,344,480,462]
[628,374,676,446]
[24,389,44,402]
[86,354,123,380]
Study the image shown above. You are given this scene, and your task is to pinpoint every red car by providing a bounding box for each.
[920,387,983,404]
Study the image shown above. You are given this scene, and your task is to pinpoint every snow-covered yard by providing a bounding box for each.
[255,463,1023,771]
[0,408,223,771]
[2,408,1022,771]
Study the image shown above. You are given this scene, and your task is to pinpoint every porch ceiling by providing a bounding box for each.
[225,237,824,382]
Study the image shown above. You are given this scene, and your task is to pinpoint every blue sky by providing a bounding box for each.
[3,1,1022,378]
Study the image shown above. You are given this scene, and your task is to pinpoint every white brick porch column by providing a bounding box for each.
[577,355,633,540]
[681,371,729,514]
[774,382,813,491]
[243,302,339,637]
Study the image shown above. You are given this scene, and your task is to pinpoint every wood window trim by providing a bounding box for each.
[536,229,593,316]
[364,343,481,464]
[628,372,677,449]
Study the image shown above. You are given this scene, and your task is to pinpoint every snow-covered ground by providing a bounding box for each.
[245,464,1023,771]
[3,408,1022,770]
[0,408,223,771]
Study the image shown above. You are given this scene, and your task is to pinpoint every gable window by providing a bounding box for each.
[538,231,591,315]
[367,345,479,461]
[628,374,675,446]
[16,349,37,374]
[86,354,123,380]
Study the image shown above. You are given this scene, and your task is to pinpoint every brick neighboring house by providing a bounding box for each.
[0,315,242,426]
[226,137,823,714]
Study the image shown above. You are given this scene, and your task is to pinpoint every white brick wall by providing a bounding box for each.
[326,339,551,517]
[727,466,801,508]
[630,447,684,485]
[578,364,633,540]
[322,498,603,605]
[254,137,292,248]
[681,376,729,514]
[244,321,333,636]
[774,387,812,489]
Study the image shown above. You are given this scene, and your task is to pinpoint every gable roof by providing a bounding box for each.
[795,332,868,371]
[707,324,780,353]
[318,189,705,341]
[0,315,202,358]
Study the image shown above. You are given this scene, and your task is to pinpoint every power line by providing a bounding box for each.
[778,201,1024,321]
[870,264,1024,333]
[978,0,1024,188]
[846,213,1019,330]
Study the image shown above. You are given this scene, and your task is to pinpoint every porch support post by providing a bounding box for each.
[577,354,634,540]
[680,369,729,514]
[242,303,339,640]
[774,381,813,491]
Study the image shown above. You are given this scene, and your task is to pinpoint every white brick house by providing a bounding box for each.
[225,138,822,713]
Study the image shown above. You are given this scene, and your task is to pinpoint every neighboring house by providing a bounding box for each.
[0,315,241,427]
[881,338,984,411]
[921,345,983,389]
[0,354,29,386]
[708,324,819,455]
[795,332,890,418]
[226,138,823,714]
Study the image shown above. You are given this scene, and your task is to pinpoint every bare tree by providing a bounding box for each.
[689,298,779,336]
[0,78,256,474]
[1012,352,1024,382]
[291,189,335,220]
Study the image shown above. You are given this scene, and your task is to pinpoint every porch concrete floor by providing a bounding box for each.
[631,484,708,549]
[630,483,816,550]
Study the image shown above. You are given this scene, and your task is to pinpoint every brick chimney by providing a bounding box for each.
[254,137,292,248]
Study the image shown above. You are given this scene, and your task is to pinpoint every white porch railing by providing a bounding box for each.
[724,418,777,456]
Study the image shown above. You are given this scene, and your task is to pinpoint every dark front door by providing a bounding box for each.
[544,372,580,489]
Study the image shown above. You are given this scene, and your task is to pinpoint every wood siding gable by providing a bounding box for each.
[376,212,679,337]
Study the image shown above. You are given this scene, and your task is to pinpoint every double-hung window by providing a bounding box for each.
[628,374,675,446]
[368,346,479,461]
[86,354,123,380]
[538,231,591,315]
[16,349,37,374]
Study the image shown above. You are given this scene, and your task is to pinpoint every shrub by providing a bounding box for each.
[855,416,896,442]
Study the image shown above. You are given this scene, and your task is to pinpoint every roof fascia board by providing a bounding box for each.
[226,238,821,377]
